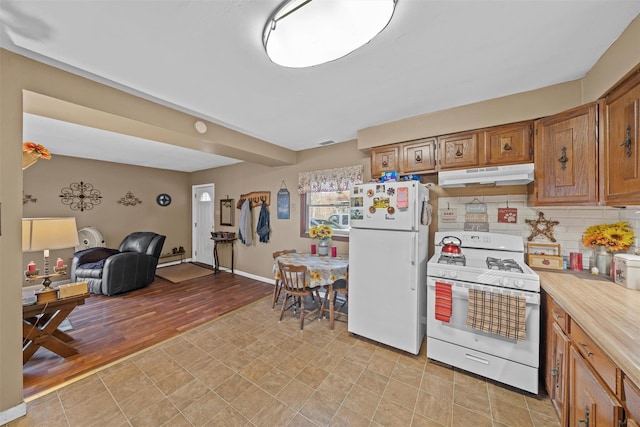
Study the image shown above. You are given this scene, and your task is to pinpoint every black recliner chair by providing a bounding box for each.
[71,232,166,296]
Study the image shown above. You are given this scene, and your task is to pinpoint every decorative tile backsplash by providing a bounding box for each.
[437,194,640,270]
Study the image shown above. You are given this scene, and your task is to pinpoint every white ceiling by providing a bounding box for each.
[2,0,640,172]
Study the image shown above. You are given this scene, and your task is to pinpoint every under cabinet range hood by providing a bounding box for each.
[438,163,535,187]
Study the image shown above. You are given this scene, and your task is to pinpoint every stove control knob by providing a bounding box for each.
[498,277,508,287]
[439,269,446,277]
[448,270,457,279]
[514,279,525,288]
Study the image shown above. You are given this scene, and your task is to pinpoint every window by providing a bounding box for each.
[298,165,363,241]
[301,191,351,239]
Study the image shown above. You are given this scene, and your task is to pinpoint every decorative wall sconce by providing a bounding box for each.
[23,193,37,204]
[59,181,102,212]
[117,191,142,206]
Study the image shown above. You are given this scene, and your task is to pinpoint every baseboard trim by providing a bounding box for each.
[0,402,26,424]
[216,268,275,286]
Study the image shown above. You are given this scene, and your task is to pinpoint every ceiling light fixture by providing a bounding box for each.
[263,0,397,68]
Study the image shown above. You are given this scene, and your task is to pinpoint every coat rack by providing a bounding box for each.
[237,191,270,208]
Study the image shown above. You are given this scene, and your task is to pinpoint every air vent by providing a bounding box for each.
[318,140,336,146]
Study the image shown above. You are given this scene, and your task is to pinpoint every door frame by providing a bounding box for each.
[191,183,215,264]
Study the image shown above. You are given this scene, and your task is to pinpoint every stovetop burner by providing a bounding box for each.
[486,257,523,273]
[438,254,466,266]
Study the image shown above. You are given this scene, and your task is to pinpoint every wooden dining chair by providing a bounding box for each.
[322,275,349,330]
[277,260,322,331]
[272,249,297,309]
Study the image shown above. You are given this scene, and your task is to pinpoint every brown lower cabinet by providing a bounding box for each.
[547,322,570,426]
[569,346,623,426]
[543,290,638,426]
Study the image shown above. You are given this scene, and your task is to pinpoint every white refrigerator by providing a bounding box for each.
[348,181,430,355]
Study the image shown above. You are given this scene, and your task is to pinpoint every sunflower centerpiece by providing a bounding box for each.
[309,224,333,256]
[582,221,635,274]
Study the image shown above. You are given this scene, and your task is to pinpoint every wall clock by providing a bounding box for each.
[156,193,171,207]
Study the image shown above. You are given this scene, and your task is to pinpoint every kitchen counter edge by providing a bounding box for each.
[538,269,640,388]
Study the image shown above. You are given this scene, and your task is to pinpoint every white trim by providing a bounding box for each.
[0,402,27,424]
[157,257,193,268]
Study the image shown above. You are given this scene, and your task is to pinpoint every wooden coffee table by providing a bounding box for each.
[22,293,89,364]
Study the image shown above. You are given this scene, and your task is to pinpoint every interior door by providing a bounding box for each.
[192,184,214,265]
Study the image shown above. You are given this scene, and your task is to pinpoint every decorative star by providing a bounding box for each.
[525,211,559,242]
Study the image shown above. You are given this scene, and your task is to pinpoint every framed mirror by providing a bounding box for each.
[220,198,234,226]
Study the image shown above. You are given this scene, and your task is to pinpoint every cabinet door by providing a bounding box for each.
[438,131,481,170]
[533,103,598,205]
[484,121,533,165]
[569,347,623,427]
[371,146,399,177]
[603,71,640,205]
[546,323,570,425]
[402,138,437,173]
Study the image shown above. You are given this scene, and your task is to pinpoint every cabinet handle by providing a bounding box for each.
[455,148,463,157]
[382,156,389,167]
[415,150,423,163]
[620,124,632,157]
[577,406,590,427]
[558,146,568,170]
[578,342,593,357]
[552,310,563,321]
[503,142,512,151]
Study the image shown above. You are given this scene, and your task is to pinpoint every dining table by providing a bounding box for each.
[273,252,349,289]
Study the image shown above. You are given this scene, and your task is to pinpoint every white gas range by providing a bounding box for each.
[426,231,541,394]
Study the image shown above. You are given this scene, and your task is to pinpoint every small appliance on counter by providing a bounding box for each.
[613,253,640,290]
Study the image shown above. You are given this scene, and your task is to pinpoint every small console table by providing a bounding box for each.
[211,237,237,274]
[22,293,89,364]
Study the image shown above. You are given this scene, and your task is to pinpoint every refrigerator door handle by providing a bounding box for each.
[410,233,416,290]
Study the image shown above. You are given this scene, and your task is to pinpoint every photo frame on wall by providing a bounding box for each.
[277,181,290,219]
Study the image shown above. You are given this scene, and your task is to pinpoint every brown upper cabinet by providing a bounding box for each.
[401,138,437,174]
[532,103,598,206]
[483,121,533,165]
[370,145,400,177]
[369,120,534,178]
[602,70,640,205]
[371,138,437,178]
[438,131,481,170]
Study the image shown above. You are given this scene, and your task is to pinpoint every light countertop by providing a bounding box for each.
[538,269,640,388]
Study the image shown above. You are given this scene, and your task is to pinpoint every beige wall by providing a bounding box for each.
[2,13,640,422]
[191,140,370,280]
[21,156,191,282]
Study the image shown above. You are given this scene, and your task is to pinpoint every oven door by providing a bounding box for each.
[426,277,540,368]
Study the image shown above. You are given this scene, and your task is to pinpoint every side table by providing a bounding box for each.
[22,293,89,364]
[211,237,237,274]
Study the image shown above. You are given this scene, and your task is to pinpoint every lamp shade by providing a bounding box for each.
[263,0,396,68]
[22,218,79,252]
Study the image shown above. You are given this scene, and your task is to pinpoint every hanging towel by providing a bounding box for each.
[434,282,452,322]
[466,289,527,340]
[256,201,270,243]
[238,199,253,246]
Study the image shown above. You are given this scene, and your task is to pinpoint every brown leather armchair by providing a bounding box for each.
[71,232,166,296]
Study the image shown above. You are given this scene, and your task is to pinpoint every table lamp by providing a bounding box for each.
[22,217,79,299]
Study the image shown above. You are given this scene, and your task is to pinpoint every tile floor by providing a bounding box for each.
[7,296,560,427]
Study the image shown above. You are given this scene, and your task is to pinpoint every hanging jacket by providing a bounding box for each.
[238,199,253,246]
[257,201,270,243]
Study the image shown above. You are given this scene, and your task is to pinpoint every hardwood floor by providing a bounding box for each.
[22,266,273,399]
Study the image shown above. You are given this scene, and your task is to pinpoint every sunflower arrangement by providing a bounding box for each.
[23,142,52,159]
[582,221,635,252]
[309,224,333,241]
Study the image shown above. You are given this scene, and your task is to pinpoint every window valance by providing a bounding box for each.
[298,165,363,194]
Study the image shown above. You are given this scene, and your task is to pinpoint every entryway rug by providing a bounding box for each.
[156,263,214,283]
